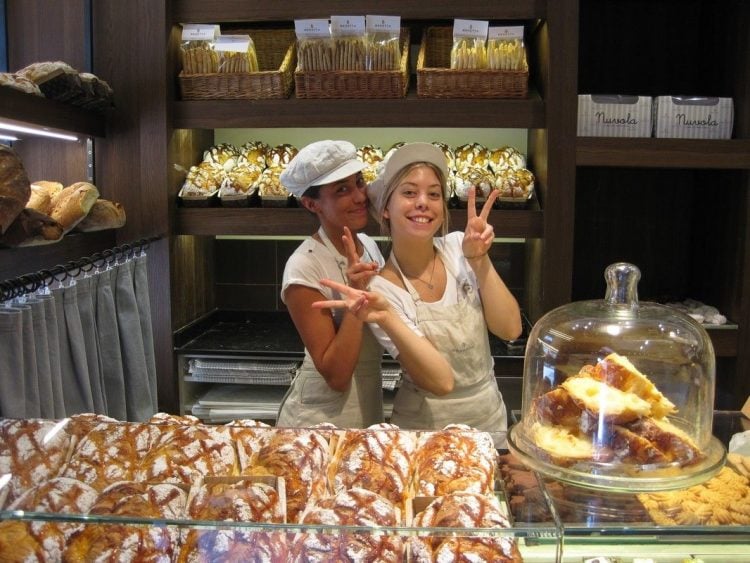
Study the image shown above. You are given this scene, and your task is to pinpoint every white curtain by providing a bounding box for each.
[0,244,158,421]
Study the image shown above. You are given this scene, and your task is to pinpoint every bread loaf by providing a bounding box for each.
[74,198,126,232]
[49,181,99,233]
[328,423,416,510]
[28,181,63,214]
[0,144,31,234]
[0,208,64,247]
[291,488,403,563]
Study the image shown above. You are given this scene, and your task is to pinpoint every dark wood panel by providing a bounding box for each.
[0,231,115,282]
[173,91,546,129]
[577,138,750,169]
[172,0,546,23]
[710,328,739,358]
[175,207,544,238]
[6,0,88,70]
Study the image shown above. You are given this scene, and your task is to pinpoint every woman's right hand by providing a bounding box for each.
[312,278,392,324]
[342,226,380,291]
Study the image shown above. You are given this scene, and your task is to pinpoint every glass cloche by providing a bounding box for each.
[507,262,726,492]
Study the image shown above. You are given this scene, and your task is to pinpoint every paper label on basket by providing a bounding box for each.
[215,35,251,53]
[331,15,365,36]
[181,23,219,41]
[295,19,331,39]
[366,15,400,33]
[453,19,489,40]
[489,26,524,41]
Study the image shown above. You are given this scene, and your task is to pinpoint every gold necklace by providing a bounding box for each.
[405,252,438,290]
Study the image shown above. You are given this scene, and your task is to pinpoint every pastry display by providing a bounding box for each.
[265,143,298,170]
[528,352,703,469]
[0,419,74,507]
[328,422,416,509]
[432,142,456,172]
[220,162,263,196]
[147,412,202,426]
[239,427,331,522]
[58,421,156,491]
[181,41,219,74]
[202,143,240,172]
[410,492,521,563]
[63,481,187,561]
[494,168,535,200]
[453,165,495,201]
[357,144,384,184]
[454,142,490,169]
[0,477,98,561]
[178,478,286,562]
[413,424,497,497]
[134,424,237,485]
[488,146,526,172]
[290,488,403,563]
[181,161,226,197]
[239,141,270,168]
[638,466,750,525]
[256,167,291,205]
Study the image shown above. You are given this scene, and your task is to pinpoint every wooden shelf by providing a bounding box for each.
[0,231,116,282]
[173,89,545,129]
[576,138,750,169]
[172,0,546,23]
[708,327,739,358]
[175,207,544,238]
[0,87,106,138]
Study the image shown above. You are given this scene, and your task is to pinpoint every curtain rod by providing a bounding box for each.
[0,236,161,302]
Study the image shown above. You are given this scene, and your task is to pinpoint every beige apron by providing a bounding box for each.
[390,248,508,446]
[276,228,384,428]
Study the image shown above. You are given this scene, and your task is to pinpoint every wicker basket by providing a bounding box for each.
[179,29,296,100]
[417,27,528,99]
[294,29,409,99]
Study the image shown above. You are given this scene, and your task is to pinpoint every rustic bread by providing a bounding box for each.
[74,198,126,232]
[27,180,63,214]
[0,144,31,234]
[49,181,99,233]
[0,207,63,247]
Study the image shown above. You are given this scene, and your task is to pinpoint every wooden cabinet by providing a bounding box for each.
[571,0,750,405]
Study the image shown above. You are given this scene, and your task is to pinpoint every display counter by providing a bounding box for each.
[0,412,748,562]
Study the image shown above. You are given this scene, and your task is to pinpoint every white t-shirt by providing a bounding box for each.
[281,233,385,328]
[368,232,478,359]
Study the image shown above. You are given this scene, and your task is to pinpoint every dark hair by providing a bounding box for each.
[301,184,323,199]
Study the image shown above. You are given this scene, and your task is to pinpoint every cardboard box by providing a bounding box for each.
[653,96,734,139]
[577,94,653,137]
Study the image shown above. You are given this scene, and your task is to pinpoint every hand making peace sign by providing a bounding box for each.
[341,226,380,291]
[463,186,499,261]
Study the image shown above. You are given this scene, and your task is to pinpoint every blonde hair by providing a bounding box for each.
[372,161,450,237]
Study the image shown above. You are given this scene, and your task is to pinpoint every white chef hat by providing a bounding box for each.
[279,140,365,197]
[368,142,449,217]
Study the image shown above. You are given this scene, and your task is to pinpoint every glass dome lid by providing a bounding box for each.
[507,262,726,492]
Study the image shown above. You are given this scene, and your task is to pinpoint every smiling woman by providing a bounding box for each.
[274,140,386,429]
[314,142,522,446]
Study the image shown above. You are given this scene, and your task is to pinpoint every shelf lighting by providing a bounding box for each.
[0,134,19,141]
[0,121,79,142]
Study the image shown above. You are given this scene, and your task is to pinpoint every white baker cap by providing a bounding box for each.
[369,142,449,215]
[279,140,365,197]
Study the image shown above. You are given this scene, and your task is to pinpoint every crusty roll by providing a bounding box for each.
[28,180,63,214]
[0,208,64,247]
[0,144,31,234]
[74,198,126,232]
[49,181,100,233]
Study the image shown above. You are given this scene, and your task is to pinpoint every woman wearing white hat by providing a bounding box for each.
[276,140,386,428]
[314,142,521,444]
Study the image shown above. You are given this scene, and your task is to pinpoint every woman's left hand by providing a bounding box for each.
[463,186,499,260]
